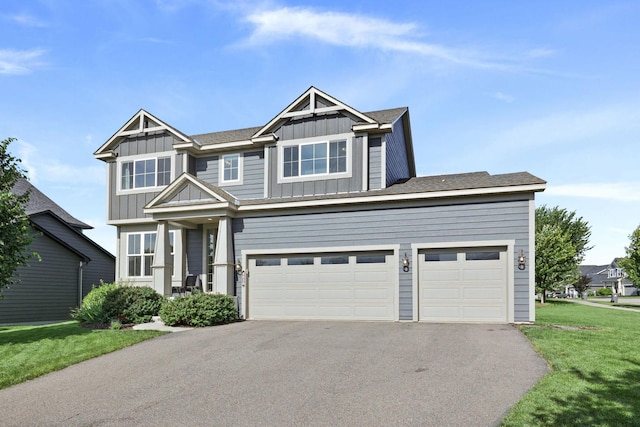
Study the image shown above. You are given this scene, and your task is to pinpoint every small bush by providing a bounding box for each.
[72,281,164,325]
[596,287,613,296]
[71,281,118,324]
[160,293,238,327]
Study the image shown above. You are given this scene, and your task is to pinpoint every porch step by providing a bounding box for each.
[151,316,162,323]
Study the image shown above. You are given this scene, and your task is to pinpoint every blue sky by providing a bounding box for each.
[1,0,639,265]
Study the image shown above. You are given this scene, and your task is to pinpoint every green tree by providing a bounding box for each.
[572,275,592,298]
[0,137,36,295]
[618,224,640,289]
[536,205,592,263]
[535,224,580,303]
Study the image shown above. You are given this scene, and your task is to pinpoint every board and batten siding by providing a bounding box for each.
[108,132,185,221]
[267,136,364,197]
[0,234,80,323]
[232,196,532,322]
[194,151,264,199]
[385,117,410,186]
[368,137,382,190]
[274,113,355,141]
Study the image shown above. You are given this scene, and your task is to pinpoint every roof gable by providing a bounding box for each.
[145,173,238,211]
[94,109,193,160]
[252,86,378,139]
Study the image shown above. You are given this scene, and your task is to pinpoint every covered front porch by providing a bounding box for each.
[143,173,240,297]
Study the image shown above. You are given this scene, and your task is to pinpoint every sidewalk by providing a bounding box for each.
[566,298,640,312]
[132,316,193,332]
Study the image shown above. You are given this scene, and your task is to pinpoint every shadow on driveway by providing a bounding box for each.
[0,321,547,426]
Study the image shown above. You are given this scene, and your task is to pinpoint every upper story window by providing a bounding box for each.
[282,140,348,179]
[120,154,172,192]
[219,153,243,185]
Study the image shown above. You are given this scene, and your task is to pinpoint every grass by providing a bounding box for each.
[501,301,640,426]
[0,321,166,390]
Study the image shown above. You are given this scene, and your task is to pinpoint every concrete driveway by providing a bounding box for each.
[0,321,547,427]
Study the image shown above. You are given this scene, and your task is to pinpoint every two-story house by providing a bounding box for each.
[94,87,545,323]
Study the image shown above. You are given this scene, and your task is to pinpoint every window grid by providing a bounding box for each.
[283,140,347,178]
[127,231,174,277]
[120,156,171,191]
[222,154,239,182]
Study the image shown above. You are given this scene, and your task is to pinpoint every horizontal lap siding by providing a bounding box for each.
[233,198,532,321]
[0,235,80,323]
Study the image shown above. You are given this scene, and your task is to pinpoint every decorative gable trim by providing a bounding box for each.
[251,86,378,139]
[144,173,238,213]
[94,109,194,160]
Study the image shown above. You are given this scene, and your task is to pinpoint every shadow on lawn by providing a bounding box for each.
[534,360,640,425]
[0,322,93,345]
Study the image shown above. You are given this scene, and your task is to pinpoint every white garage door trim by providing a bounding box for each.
[411,241,515,323]
[241,245,400,321]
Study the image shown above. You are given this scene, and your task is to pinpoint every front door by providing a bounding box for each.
[205,227,216,292]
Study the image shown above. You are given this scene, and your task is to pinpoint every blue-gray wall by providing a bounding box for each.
[195,151,264,199]
[232,195,532,322]
[385,118,410,186]
[368,137,382,190]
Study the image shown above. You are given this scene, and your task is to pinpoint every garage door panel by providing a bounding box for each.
[249,252,395,320]
[420,247,507,323]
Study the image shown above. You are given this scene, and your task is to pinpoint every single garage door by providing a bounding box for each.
[247,251,395,321]
[419,247,507,322]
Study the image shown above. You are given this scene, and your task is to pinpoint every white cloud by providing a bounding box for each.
[492,92,514,103]
[0,48,46,75]
[546,182,640,202]
[240,7,525,70]
[9,13,47,27]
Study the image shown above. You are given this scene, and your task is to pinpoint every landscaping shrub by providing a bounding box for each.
[596,287,613,296]
[72,281,164,325]
[71,281,118,324]
[160,293,238,327]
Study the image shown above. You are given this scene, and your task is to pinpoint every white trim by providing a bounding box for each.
[529,198,536,322]
[116,151,175,196]
[108,218,157,226]
[411,240,516,323]
[219,153,244,186]
[381,136,387,188]
[145,173,236,211]
[361,134,369,191]
[241,244,400,321]
[276,133,353,184]
[237,183,547,212]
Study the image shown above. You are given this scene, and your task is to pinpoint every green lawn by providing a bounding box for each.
[0,321,166,390]
[502,301,640,426]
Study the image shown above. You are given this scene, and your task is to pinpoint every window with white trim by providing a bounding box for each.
[283,140,347,178]
[127,231,174,277]
[120,156,171,191]
[220,153,242,184]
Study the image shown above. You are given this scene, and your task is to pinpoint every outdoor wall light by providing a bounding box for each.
[402,253,410,272]
[518,250,526,270]
[235,262,243,273]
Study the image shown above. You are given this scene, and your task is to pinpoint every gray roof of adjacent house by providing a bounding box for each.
[12,178,92,230]
[189,107,408,147]
[242,171,546,206]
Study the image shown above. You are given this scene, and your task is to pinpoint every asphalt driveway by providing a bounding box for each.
[0,321,547,426]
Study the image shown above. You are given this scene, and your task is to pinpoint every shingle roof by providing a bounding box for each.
[188,108,407,146]
[12,179,92,230]
[241,171,546,206]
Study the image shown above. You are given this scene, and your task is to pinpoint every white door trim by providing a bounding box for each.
[241,244,400,321]
[411,240,515,323]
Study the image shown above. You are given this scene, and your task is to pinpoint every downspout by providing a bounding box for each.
[78,261,85,306]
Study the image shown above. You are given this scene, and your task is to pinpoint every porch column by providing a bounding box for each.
[213,217,234,295]
[152,220,172,296]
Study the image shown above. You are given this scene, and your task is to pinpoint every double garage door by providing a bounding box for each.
[247,251,395,321]
[418,247,508,322]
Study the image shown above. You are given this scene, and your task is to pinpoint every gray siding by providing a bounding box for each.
[385,118,410,186]
[194,151,264,199]
[267,136,364,198]
[232,196,532,321]
[186,226,203,275]
[108,133,184,221]
[0,234,80,323]
[30,214,115,297]
[368,137,382,190]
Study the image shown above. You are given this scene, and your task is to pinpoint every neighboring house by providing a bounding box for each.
[579,259,637,296]
[93,86,546,323]
[0,179,115,324]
